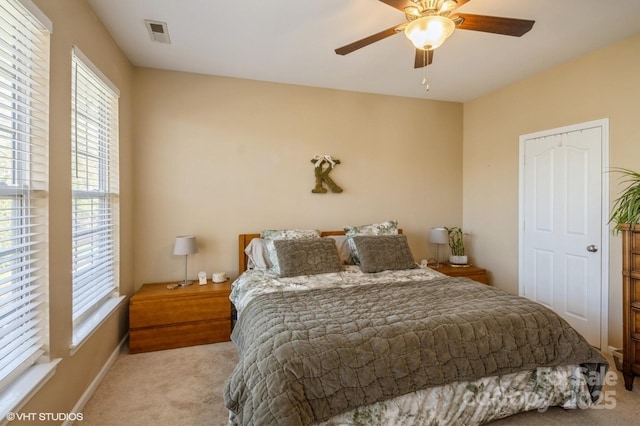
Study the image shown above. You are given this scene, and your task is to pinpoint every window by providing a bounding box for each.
[0,0,50,393]
[71,48,120,347]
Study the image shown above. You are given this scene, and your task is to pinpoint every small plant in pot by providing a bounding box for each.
[609,167,640,231]
[445,226,468,266]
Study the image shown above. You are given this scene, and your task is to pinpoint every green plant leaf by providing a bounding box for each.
[445,226,465,256]
[608,167,640,232]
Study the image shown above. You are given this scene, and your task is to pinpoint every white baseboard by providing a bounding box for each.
[64,333,128,426]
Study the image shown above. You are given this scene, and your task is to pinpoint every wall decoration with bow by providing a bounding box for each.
[310,155,343,194]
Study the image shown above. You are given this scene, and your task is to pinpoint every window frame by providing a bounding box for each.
[0,0,59,419]
[69,46,124,352]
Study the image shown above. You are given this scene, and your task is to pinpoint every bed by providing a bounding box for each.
[224,225,608,425]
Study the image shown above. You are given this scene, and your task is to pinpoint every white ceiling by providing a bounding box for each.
[86,0,640,102]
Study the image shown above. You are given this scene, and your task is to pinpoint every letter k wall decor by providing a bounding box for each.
[310,155,343,194]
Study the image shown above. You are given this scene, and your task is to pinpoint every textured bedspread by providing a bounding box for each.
[224,276,606,425]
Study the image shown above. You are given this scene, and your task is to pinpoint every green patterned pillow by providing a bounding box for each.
[344,220,398,265]
[261,228,321,275]
[352,235,416,273]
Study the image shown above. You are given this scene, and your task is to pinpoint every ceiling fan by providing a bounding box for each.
[335,0,535,68]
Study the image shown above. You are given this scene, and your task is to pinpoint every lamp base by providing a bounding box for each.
[423,258,443,268]
[178,280,194,287]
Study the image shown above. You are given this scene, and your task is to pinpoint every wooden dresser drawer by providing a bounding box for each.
[129,280,231,353]
[631,231,640,251]
[129,319,231,353]
[430,263,489,285]
[130,295,230,328]
[460,271,489,284]
[632,253,640,273]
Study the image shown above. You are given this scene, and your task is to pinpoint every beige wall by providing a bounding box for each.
[132,69,463,286]
[19,0,134,421]
[463,34,640,349]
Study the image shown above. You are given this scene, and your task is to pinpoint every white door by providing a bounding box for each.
[519,120,609,349]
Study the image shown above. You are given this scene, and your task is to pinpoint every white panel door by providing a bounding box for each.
[521,126,603,348]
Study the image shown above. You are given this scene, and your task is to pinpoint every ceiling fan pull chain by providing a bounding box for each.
[421,49,430,92]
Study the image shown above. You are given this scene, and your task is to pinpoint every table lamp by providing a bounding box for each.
[429,227,448,268]
[173,235,198,286]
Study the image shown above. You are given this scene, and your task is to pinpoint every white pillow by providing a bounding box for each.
[244,238,271,270]
[327,235,353,265]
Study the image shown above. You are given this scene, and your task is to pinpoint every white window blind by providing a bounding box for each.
[71,48,119,328]
[0,0,50,391]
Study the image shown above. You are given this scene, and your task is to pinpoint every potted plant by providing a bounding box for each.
[445,226,468,265]
[609,167,640,231]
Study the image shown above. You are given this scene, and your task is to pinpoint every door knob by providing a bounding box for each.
[586,245,598,252]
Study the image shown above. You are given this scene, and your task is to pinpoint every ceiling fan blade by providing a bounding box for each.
[414,49,434,68]
[451,13,534,36]
[335,25,400,55]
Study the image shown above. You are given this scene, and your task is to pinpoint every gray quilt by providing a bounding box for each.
[224,276,607,425]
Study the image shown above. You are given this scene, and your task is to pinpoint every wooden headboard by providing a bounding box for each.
[238,229,402,275]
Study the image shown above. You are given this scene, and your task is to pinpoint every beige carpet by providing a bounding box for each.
[81,343,640,425]
[81,341,238,426]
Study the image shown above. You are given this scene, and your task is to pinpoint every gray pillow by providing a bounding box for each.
[274,238,342,278]
[352,235,417,273]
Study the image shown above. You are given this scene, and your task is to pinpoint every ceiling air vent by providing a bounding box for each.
[145,20,171,44]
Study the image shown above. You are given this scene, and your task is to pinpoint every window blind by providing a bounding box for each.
[0,0,50,391]
[71,48,119,327]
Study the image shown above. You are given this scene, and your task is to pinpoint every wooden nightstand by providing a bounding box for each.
[430,263,489,284]
[129,280,231,354]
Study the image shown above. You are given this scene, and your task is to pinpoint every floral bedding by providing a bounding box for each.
[320,364,594,425]
[230,264,444,316]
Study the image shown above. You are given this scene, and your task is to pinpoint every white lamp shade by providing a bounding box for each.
[173,235,198,255]
[429,227,448,244]
[404,15,455,50]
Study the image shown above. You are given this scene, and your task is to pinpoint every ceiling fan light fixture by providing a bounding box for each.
[404,15,455,50]
[440,0,459,13]
[404,6,420,19]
